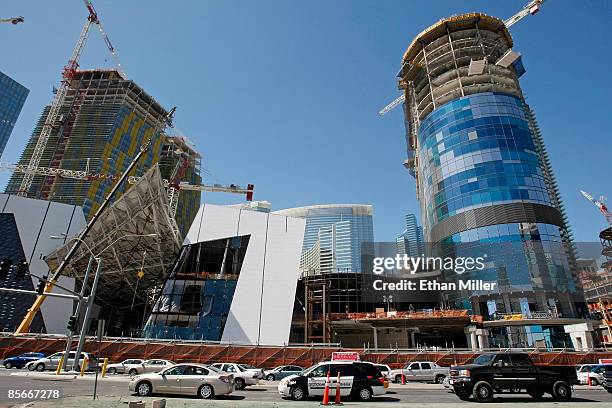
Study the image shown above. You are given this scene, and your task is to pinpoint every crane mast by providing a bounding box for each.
[17,0,122,196]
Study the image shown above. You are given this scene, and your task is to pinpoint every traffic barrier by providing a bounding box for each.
[321,370,331,405]
[334,372,342,405]
[80,356,88,376]
[101,357,108,378]
[55,354,65,375]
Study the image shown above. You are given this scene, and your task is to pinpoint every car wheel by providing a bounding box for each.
[473,380,494,403]
[526,386,544,400]
[290,385,306,401]
[455,388,471,401]
[35,363,45,372]
[590,378,599,386]
[266,374,275,381]
[235,377,246,390]
[435,375,446,384]
[4,362,12,369]
[136,381,152,397]
[198,384,214,399]
[129,368,138,376]
[356,386,373,401]
[108,367,116,375]
[551,380,571,401]
[395,374,403,383]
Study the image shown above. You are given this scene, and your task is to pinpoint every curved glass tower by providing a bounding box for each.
[398,13,585,347]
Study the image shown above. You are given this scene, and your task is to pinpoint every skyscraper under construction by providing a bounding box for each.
[5,69,201,236]
[398,13,586,347]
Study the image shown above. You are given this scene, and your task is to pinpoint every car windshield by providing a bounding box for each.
[207,365,223,374]
[577,366,592,372]
[239,364,256,370]
[301,364,320,376]
[473,354,496,365]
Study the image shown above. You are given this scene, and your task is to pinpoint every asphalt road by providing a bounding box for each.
[0,368,611,408]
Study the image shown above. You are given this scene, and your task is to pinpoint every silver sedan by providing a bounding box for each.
[129,363,234,399]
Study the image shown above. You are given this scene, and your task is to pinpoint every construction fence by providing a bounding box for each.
[2,334,612,369]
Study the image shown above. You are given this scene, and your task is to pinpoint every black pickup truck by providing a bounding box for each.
[449,352,578,403]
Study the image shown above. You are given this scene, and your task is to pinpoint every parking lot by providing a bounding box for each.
[0,367,611,408]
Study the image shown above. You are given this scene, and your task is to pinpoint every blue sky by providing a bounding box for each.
[1,0,610,242]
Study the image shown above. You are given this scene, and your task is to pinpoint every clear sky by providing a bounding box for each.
[1,0,610,242]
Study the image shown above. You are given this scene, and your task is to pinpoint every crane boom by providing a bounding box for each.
[378,0,547,116]
[0,16,24,24]
[581,190,612,226]
[18,0,122,197]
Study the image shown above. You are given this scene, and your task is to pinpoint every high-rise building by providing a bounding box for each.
[0,71,29,158]
[397,13,585,347]
[5,69,200,236]
[396,213,424,258]
[273,204,373,275]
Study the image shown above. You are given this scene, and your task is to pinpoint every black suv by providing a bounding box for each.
[277,361,387,401]
[603,366,612,394]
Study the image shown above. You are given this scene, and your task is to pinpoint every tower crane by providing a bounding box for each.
[18,0,123,197]
[377,0,546,116]
[581,190,612,226]
[0,16,24,25]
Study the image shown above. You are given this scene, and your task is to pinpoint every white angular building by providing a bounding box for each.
[144,203,306,346]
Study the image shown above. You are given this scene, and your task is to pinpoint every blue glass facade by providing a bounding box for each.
[418,93,550,229]
[274,205,374,273]
[0,71,28,158]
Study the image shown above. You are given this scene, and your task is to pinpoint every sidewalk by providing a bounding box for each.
[13,395,612,408]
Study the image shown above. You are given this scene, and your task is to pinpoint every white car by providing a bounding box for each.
[578,364,612,386]
[26,351,99,372]
[106,359,144,375]
[388,361,448,383]
[374,364,391,379]
[125,359,175,376]
[129,363,234,399]
[210,363,262,389]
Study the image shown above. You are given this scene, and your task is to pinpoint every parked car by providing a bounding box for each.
[449,352,578,402]
[210,363,262,389]
[264,365,304,381]
[3,352,45,369]
[603,367,612,394]
[106,359,144,375]
[576,363,598,373]
[125,359,175,376]
[373,364,391,379]
[278,360,387,401]
[388,361,449,383]
[129,363,234,399]
[578,364,612,386]
[27,352,99,372]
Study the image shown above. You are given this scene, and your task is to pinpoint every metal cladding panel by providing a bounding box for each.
[0,194,86,333]
[221,208,269,344]
[191,204,240,243]
[258,215,305,345]
[183,205,204,245]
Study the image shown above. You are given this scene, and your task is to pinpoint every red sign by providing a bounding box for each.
[331,352,360,361]
[599,359,612,364]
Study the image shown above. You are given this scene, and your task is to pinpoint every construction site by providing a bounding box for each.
[0,0,611,379]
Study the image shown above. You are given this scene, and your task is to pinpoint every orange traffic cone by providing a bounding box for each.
[321,370,331,405]
[587,375,592,386]
[401,373,406,385]
[334,372,343,405]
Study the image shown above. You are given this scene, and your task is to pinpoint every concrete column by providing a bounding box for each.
[564,323,595,351]
[410,331,416,348]
[465,326,478,351]
[372,327,378,350]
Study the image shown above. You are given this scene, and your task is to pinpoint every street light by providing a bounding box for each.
[49,232,157,372]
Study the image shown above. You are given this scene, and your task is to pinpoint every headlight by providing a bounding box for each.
[459,369,470,377]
